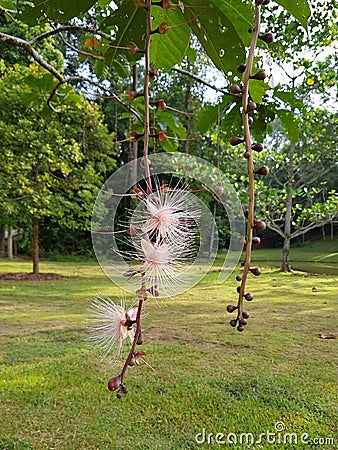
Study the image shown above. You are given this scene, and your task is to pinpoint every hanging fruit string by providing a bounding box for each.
[227,0,273,331]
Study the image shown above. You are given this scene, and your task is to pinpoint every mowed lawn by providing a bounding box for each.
[0,242,337,450]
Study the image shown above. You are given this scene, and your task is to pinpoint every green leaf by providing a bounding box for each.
[20,91,38,106]
[157,111,186,139]
[249,80,271,104]
[23,73,55,93]
[111,58,130,78]
[278,110,300,143]
[221,103,242,137]
[274,0,311,29]
[274,86,304,111]
[210,0,254,47]
[103,0,146,64]
[18,0,97,25]
[150,8,190,70]
[197,104,219,134]
[160,136,179,152]
[0,0,16,8]
[250,104,275,142]
[184,46,197,63]
[197,95,235,134]
[183,0,245,76]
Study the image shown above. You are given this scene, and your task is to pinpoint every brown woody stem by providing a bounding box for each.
[142,0,153,195]
[119,275,147,385]
[238,4,261,318]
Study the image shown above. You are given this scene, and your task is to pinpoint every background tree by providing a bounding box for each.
[0,63,115,273]
[254,109,337,271]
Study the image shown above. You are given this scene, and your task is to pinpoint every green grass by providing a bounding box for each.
[251,240,338,275]
[0,244,337,450]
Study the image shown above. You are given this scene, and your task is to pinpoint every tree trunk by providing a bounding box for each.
[281,139,295,272]
[32,217,39,275]
[7,225,13,260]
[208,203,217,258]
[322,225,326,240]
[282,191,293,272]
[0,224,5,257]
[282,236,291,272]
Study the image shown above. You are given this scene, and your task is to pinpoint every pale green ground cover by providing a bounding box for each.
[0,241,337,449]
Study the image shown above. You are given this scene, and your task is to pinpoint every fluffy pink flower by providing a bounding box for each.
[132,185,200,244]
[87,295,140,363]
[124,184,201,296]
[138,238,190,296]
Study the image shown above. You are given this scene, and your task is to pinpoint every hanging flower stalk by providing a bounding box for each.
[227,0,272,331]
[88,0,200,398]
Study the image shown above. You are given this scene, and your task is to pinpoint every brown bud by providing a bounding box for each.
[130,131,143,142]
[213,185,224,196]
[252,236,261,245]
[156,131,168,141]
[251,70,267,80]
[129,357,136,366]
[108,376,121,391]
[255,221,267,231]
[160,0,174,9]
[157,22,169,34]
[126,89,137,101]
[230,136,244,146]
[252,143,264,152]
[250,267,261,276]
[247,101,257,113]
[156,99,166,110]
[149,68,159,79]
[230,84,242,94]
[127,42,139,55]
[254,166,269,176]
[236,63,246,73]
[259,33,274,44]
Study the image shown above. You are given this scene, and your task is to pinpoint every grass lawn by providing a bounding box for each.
[0,242,337,450]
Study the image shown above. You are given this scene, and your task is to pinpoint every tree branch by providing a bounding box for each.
[295,165,333,189]
[267,222,285,238]
[30,26,115,45]
[291,214,337,239]
[0,5,17,15]
[57,31,104,61]
[171,66,229,96]
[0,32,142,119]
[47,76,143,121]
[0,32,64,82]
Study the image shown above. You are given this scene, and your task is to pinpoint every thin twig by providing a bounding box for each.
[171,66,229,95]
[30,26,116,45]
